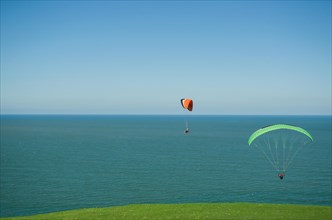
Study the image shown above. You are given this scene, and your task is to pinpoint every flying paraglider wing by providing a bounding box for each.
[248,124,313,146]
[247,124,313,178]
[180,98,193,111]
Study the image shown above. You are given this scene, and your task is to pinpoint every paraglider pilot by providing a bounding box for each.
[278,173,285,180]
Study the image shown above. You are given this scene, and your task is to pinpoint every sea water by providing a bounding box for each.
[0,115,331,217]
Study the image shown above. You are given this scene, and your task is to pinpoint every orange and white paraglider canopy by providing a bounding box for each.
[180,98,193,111]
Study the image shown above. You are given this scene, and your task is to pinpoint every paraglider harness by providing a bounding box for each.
[278,172,285,180]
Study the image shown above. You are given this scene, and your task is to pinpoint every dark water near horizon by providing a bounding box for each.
[1,115,331,217]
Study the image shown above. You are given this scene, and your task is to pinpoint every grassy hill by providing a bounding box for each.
[1,203,331,220]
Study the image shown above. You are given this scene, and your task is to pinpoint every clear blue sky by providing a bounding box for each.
[1,0,331,115]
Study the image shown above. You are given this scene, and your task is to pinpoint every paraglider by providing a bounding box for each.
[180,98,193,134]
[248,124,313,180]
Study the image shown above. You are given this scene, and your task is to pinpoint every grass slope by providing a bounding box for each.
[1,203,331,220]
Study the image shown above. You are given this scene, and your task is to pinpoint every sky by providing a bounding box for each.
[1,0,331,115]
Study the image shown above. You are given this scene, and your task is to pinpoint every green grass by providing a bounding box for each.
[1,203,331,220]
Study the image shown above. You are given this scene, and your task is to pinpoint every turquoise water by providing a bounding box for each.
[1,115,331,217]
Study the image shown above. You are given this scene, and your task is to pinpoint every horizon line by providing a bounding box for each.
[1,113,331,116]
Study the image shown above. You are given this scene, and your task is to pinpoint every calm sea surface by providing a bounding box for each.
[0,115,331,217]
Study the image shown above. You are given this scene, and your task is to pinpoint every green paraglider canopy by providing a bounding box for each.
[248,124,313,146]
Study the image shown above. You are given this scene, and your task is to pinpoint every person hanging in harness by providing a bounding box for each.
[278,172,285,180]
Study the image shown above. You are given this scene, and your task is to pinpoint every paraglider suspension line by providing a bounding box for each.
[254,142,279,172]
[185,114,189,130]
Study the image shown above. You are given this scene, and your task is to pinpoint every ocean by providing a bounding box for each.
[0,115,331,217]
